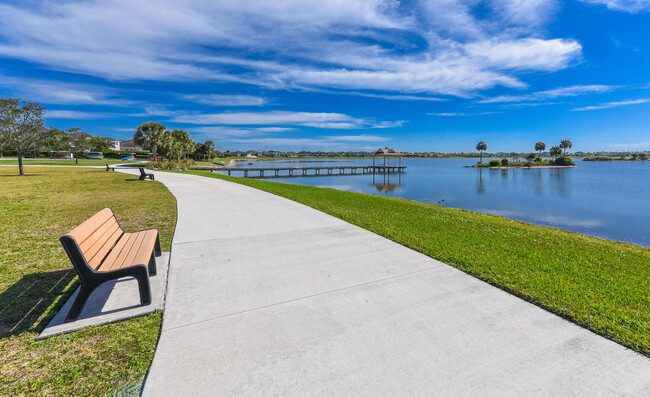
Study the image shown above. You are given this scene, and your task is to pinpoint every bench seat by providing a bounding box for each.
[60,208,161,322]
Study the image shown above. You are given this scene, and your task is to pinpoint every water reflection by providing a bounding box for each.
[476,168,486,195]
[549,168,570,198]
[372,171,403,193]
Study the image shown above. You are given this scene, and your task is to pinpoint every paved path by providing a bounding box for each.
[124,170,650,396]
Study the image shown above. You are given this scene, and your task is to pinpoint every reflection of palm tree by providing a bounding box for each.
[476,168,486,195]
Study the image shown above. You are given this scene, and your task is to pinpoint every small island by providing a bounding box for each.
[471,139,576,168]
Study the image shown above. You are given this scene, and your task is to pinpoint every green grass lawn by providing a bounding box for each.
[186,170,650,356]
[0,167,177,396]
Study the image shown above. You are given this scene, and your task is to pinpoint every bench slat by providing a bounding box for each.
[100,232,138,272]
[68,208,114,244]
[133,230,158,266]
[78,216,119,253]
[121,231,148,268]
[81,220,122,262]
[87,226,124,269]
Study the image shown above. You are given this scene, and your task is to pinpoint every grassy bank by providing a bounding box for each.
[186,170,650,356]
[0,167,177,396]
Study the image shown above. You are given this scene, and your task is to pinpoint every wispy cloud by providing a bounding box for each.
[478,84,614,103]
[572,98,650,111]
[427,112,500,116]
[181,94,267,106]
[45,110,114,119]
[172,111,400,129]
[579,0,650,13]
[0,0,582,97]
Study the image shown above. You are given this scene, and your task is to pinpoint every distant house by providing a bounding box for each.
[286,151,298,157]
[119,139,144,152]
[245,150,258,158]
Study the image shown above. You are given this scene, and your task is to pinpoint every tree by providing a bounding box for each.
[476,141,488,163]
[534,141,546,158]
[203,140,215,161]
[89,136,115,153]
[0,98,46,175]
[550,145,562,159]
[159,129,195,162]
[66,127,91,164]
[134,122,166,161]
[559,139,572,156]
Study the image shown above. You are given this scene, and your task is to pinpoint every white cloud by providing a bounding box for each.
[572,98,650,111]
[579,0,650,13]
[45,110,111,119]
[0,76,134,106]
[171,110,399,129]
[427,112,500,116]
[478,84,614,103]
[323,134,387,141]
[0,0,583,97]
[464,39,581,71]
[181,94,267,106]
[172,111,353,125]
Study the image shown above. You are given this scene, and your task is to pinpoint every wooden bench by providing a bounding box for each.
[60,208,162,322]
[139,167,154,181]
[105,164,115,171]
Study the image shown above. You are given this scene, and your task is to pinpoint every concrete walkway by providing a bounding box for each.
[123,170,650,396]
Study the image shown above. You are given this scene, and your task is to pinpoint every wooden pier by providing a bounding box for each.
[191,165,406,178]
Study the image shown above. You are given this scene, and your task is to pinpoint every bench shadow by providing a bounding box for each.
[0,269,77,338]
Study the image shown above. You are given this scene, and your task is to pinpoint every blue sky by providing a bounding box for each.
[0,0,648,152]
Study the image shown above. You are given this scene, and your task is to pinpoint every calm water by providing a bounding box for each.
[230,158,650,247]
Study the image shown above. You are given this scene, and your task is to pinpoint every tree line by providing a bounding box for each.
[475,139,573,163]
[0,98,217,175]
[133,121,215,163]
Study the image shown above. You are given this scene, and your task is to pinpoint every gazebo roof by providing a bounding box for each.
[373,147,402,156]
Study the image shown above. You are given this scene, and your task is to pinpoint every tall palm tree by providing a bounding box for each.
[534,141,546,158]
[204,140,215,161]
[476,141,488,163]
[134,122,166,161]
[559,139,572,156]
[550,145,562,159]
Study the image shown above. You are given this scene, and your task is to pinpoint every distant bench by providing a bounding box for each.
[59,208,162,322]
[106,164,115,172]
[139,167,154,181]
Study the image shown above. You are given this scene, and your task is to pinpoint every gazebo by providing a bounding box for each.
[372,147,403,168]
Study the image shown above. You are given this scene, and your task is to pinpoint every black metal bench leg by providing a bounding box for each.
[131,266,152,305]
[148,251,157,276]
[154,233,162,257]
[65,284,95,323]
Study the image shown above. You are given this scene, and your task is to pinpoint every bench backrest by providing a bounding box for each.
[139,167,146,175]
[63,208,124,271]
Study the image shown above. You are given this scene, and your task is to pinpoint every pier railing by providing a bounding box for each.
[190,165,406,178]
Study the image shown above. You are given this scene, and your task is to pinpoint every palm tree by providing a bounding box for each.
[559,139,572,156]
[534,141,546,159]
[550,145,562,159]
[134,122,166,161]
[476,141,488,163]
[204,140,215,161]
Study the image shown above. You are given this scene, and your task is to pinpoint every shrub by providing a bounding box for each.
[553,157,575,166]
[489,160,500,166]
[535,157,542,162]
[500,158,509,166]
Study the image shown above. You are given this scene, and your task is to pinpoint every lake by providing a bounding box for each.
[227,158,650,247]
